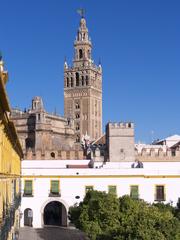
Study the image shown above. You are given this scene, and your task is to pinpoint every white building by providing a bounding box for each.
[20,158,180,228]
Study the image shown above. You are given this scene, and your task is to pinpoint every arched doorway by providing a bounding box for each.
[43,201,67,227]
[24,208,33,226]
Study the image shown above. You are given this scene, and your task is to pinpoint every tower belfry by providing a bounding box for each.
[64,15,102,142]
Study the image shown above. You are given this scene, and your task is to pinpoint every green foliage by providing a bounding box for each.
[69,192,180,240]
[69,190,119,240]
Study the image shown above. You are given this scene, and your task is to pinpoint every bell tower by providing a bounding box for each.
[64,15,102,142]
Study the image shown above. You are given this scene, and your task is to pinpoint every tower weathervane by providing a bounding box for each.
[77,8,85,18]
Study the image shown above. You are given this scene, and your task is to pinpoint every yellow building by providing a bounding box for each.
[0,56,23,240]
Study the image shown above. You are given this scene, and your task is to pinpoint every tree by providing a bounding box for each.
[114,195,180,240]
[69,192,180,240]
[69,190,119,240]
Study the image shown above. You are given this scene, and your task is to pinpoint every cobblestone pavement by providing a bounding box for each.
[19,226,89,240]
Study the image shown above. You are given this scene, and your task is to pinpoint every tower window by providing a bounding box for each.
[76,123,80,131]
[88,50,91,59]
[67,78,70,87]
[75,113,80,119]
[86,76,89,85]
[71,77,73,87]
[82,76,84,86]
[79,49,83,59]
[75,102,80,109]
[76,72,79,86]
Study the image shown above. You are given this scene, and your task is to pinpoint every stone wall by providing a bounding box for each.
[106,122,135,162]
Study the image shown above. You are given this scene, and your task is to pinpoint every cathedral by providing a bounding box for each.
[11,15,103,159]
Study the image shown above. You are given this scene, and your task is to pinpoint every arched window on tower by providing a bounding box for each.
[71,77,73,87]
[67,78,70,87]
[79,49,83,59]
[75,102,80,109]
[75,113,80,119]
[82,76,84,86]
[86,76,89,86]
[76,73,79,86]
[76,123,80,131]
[88,50,91,59]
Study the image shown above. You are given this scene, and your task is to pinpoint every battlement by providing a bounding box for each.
[24,149,84,160]
[108,122,134,129]
[135,148,180,158]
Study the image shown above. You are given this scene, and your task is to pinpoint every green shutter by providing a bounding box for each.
[24,180,32,195]
[156,186,165,201]
[85,186,93,193]
[51,180,59,194]
[130,186,139,199]
[108,186,117,195]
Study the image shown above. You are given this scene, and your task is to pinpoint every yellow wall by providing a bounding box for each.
[0,66,23,239]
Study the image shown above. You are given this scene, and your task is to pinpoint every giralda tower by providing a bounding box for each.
[64,15,102,142]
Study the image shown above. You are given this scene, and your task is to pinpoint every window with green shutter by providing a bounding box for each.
[24,180,33,196]
[130,185,139,199]
[108,185,117,195]
[155,185,165,201]
[85,186,93,193]
[50,180,59,195]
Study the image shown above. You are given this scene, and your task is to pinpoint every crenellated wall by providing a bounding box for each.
[24,149,84,160]
[135,147,180,162]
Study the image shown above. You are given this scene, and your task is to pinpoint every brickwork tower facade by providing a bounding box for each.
[64,16,102,142]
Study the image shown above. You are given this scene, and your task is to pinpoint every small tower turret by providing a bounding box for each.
[32,96,44,111]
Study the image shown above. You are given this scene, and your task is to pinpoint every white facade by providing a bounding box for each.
[20,159,180,228]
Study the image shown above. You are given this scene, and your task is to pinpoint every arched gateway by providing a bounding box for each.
[41,200,68,227]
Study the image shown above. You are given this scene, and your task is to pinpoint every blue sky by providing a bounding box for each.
[0,0,180,143]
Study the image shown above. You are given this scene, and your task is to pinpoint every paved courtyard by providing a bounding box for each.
[19,226,89,240]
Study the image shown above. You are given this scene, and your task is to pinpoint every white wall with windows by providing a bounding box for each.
[20,160,180,228]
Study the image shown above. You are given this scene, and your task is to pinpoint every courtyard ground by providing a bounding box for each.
[19,226,89,240]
